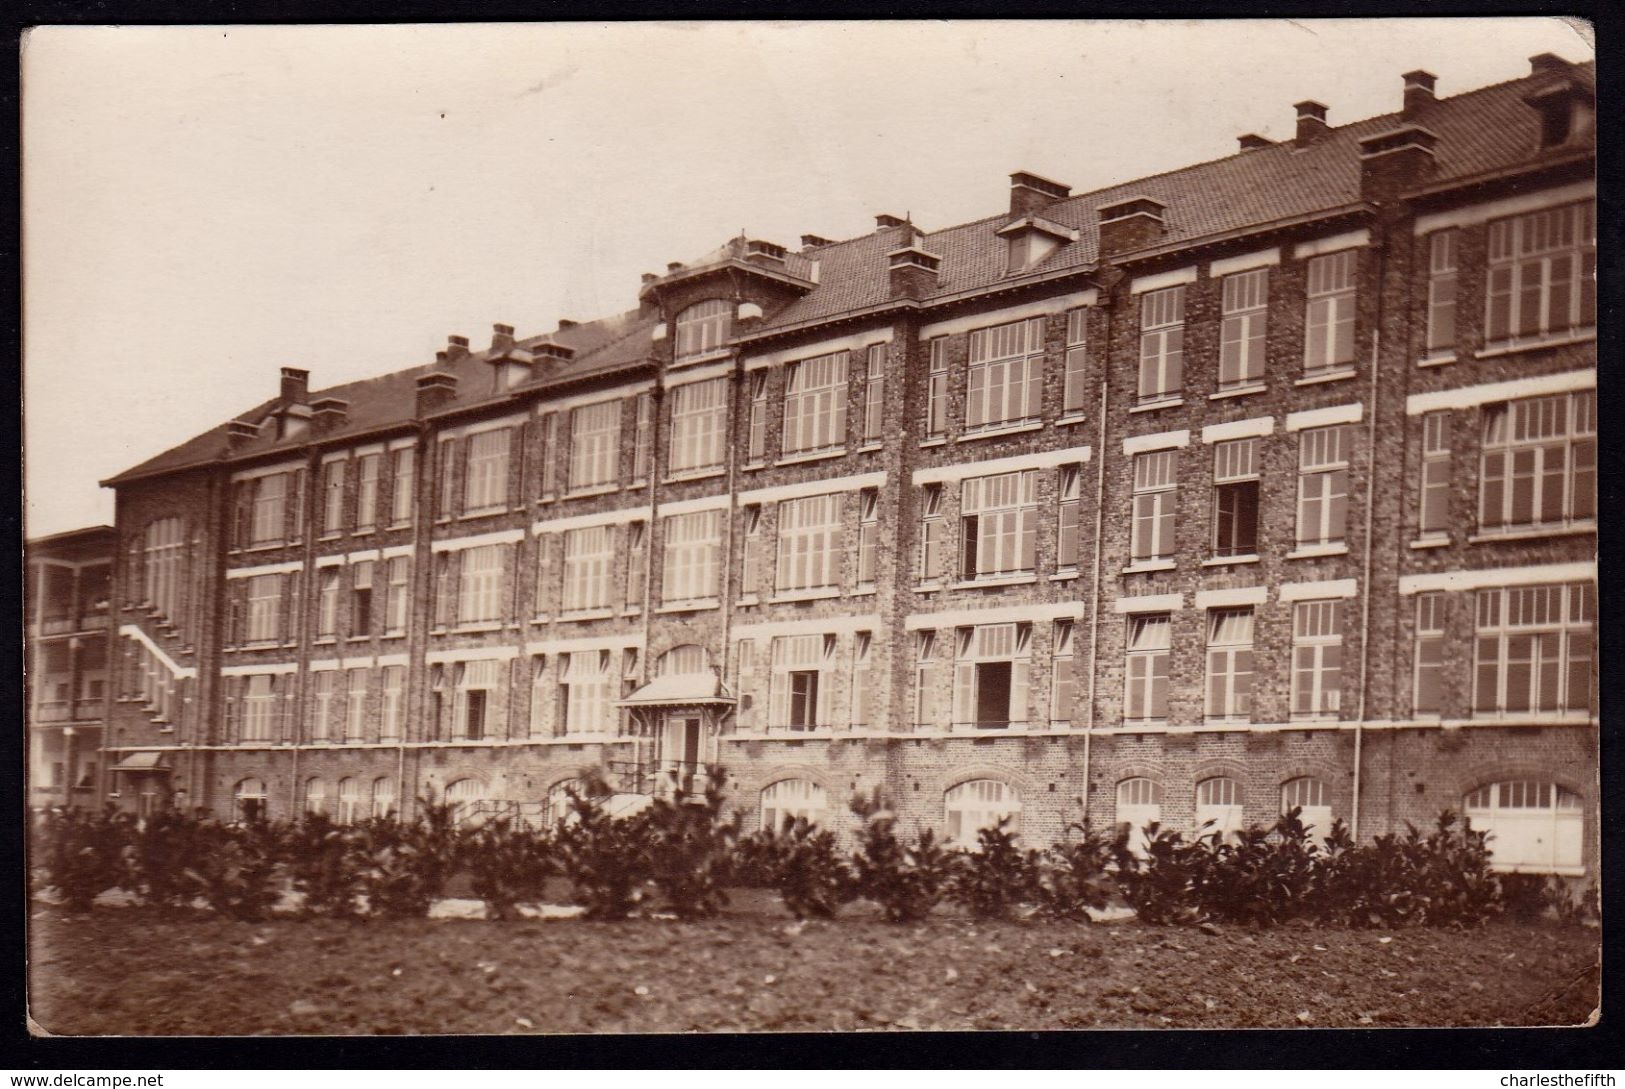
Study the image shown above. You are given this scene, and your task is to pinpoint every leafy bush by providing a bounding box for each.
[850,791,959,924]
[1035,821,1120,922]
[463,818,553,921]
[642,768,741,919]
[953,819,1041,921]
[1196,808,1320,926]
[284,814,366,918]
[1111,823,1207,926]
[349,813,453,919]
[1414,810,1500,928]
[183,820,284,921]
[38,807,133,912]
[745,818,858,920]
[128,809,211,909]
[1498,872,1549,922]
[554,777,654,920]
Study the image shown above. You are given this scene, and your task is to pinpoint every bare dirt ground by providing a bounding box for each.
[29,895,1598,1035]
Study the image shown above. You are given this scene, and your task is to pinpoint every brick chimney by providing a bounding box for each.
[529,339,576,381]
[744,239,787,270]
[1358,125,1440,203]
[875,214,907,230]
[279,367,309,404]
[887,244,940,300]
[1295,100,1330,146]
[800,233,833,249]
[558,318,578,329]
[666,261,685,273]
[1530,52,1569,75]
[225,419,260,449]
[490,323,515,353]
[1009,171,1071,218]
[310,397,349,434]
[445,335,470,361]
[1096,196,1167,258]
[1402,70,1437,119]
[1237,133,1274,152]
[415,370,458,416]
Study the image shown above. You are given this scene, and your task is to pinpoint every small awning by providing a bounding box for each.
[616,672,736,708]
[110,751,170,773]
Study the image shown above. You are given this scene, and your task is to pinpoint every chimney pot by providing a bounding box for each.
[1402,70,1437,118]
[1294,100,1330,145]
[279,367,310,404]
[446,335,470,360]
[491,323,515,352]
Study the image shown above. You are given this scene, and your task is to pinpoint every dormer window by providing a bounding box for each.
[675,299,732,361]
[996,215,1077,276]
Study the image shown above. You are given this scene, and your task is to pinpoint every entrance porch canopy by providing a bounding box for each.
[615,672,736,709]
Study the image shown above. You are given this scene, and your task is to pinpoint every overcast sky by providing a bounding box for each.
[22,18,1592,538]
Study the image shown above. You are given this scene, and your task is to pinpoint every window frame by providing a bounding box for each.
[1137,285,1185,404]
[965,317,1044,432]
[1219,267,1269,389]
[1304,249,1356,375]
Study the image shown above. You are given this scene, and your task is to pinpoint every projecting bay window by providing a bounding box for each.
[863,344,886,443]
[1050,620,1075,728]
[385,556,409,635]
[776,493,842,593]
[380,665,405,741]
[1133,450,1178,563]
[390,447,414,525]
[1056,465,1082,573]
[1296,425,1351,548]
[317,568,340,639]
[1479,391,1595,534]
[857,489,879,589]
[918,484,944,584]
[453,660,500,741]
[355,454,381,531]
[926,338,949,439]
[1425,229,1459,357]
[1291,599,1345,719]
[782,351,848,455]
[1414,592,1445,716]
[457,544,507,624]
[769,634,834,732]
[322,460,346,534]
[1205,608,1255,723]
[559,650,614,736]
[569,401,621,491]
[960,469,1038,581]
[561,525,614,614]
[1304,250,1356,375]
[661,509,722,607]
[851,631,873,729]
[1485,200,1596,348]
[1138,285,1185,404]
[463,428,511,514]
[630,393,653,486]
[1419,412,1451,537]
[349,560,374,638]
[675,299,731,361]
[1124,614,1170,723]
[746,372,769,462]
[1212,438,1259,558]
[1063,307,1089,416]
[670,378,727,476]
[1473,583,1595,717]
[965,317,1043,432]
[952,623,1031,731]
[1220,268,1268,389]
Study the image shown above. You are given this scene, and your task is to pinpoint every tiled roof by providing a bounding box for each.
[108,60,1591,488]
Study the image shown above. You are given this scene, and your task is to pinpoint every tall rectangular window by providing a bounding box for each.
[625,521,647,609]
[142,517,185,620]
[385,556,410,634]
[863,344,886,443]
[740,505,763,595]
[390,446,415,524]
[1051,619,1075,727]
[1297,425,1351,547]
[380,665,405,741]
[782,351,848,454]
[857,488,879,588]
[1474,583,1595,716]
[913,630,937,728]
[1125,614,1171,722]
[1420,412,1451,535]
[458,544,506,623]
[560,650,614,735]
[1063,308,1089,416]
[952,623,1031,730]
[746,371,769,461]
[1056,465,1082,571]
[569,401,621,490]
[851,631,873,728]
[1205,608,1255,722]
[769,634,833,731]
[1425,229,1459,355]
[454,660,500,741]
[1480,391,1596,532]
[246,574,281,643]
[776,493,842,592]
[350,560,374,637]
[243,675,275,742]
[661,509,722,606]
[1133,450,1178,562]
[355,454,381,531]
[960,469,1039,579]
[537,415,558,499]
[919,483,944,583]
[926,338,948,438]
[1304,250,1356,374]
[561,525,614,613]
[250,473,288,545]
[1414,592,1445,715]
[464,428,511,513]
[312,670,336,741]
[1138,286,1185,403]
[345,667,369,741]
[669,377,727,475]
[1219,268,1268,388]
[965,317,1044,431]
[323,460,347,534]
[1212,438,1260,558]
[630,392,653,485]
[317,567,340,637]
[1291,599,1345,719]
[436,439,456,519]
[1485,200,1596,345]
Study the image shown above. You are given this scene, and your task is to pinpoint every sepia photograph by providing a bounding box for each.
[21,17,1600,1038]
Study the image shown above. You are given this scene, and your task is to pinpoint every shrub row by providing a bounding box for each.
[31,770,1594,928]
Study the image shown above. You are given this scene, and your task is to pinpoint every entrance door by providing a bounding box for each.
[662,716,703,794]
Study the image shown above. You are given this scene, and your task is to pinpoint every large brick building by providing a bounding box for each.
[98,55,1597,875]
